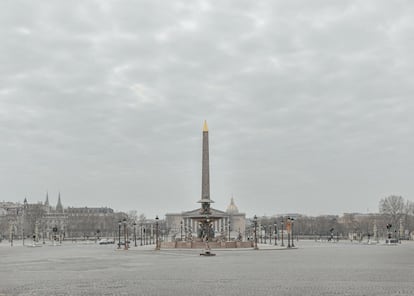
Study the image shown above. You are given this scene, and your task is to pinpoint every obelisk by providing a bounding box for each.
[198,121,215,253]
[199,120,214,218]
[199,120,214,213]
[201,120,210,201]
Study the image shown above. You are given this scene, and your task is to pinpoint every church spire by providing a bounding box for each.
[56,192,63,213]
[45,191,49,206]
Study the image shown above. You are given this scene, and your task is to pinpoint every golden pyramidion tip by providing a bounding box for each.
[203,120,208,132]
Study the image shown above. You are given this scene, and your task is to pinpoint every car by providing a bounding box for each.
[98,239,115,245]
[98,239,108,245]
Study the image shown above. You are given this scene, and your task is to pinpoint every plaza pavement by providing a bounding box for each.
[0,240,413,296]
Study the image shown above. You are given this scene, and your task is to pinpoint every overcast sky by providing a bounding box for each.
[1,0,413,218]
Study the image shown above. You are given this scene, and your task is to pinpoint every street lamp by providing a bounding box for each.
[52,226,58,246]
[133,222,137,247]
[269,225,272,245]
[329,228,334,241]
[287,217,291,248]
[253,215,258,250]
[9,222,14,247]
[117,220,121,249]
[42,224,45,245]
[140,223,143,246]
[22,199,27,246]
[281,218,285,247]
[386,224,392,241]
[206,217,210,241]
[291,218,295,248]
[274,223,277,246]
[228,220,231,241]
[123,218,128,250]
[155,215,160,250]
[260,224,263,244]
[180,220,183,241]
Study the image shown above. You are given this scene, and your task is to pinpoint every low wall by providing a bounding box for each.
[160,241,254,249]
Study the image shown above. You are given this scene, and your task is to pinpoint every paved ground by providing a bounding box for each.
[1,240,413,296]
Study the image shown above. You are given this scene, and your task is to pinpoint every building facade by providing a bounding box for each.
[165,197,246,241]
[0,194,124,241]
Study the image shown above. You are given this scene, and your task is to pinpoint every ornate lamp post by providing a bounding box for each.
[269,225,272,245]
[117,220,121,249]
[287,217,291,248]
[206,217,210,240]
[133,222,137,247]
[253,215,258,250]
[228,220,231,241]
[291,218,295,247]
[12,224,14,247]
[259,224,263,244]
[22,199,27,246]
[180,220,183,241]
[281,218,285,247]
[9,221,14,247]
[42,223,45,245]
[123,218,128,250]
[155,216,160,250]
[52,226,58,246]
[386,224,392,241]
[33,220,39,245]
[274,223,278,246]
[150,224,153,244]
[140,223,143,246]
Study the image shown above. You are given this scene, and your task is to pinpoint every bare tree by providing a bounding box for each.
[379,195,405,228]
[407,201,414,215]
[403,200,414,236]
[138,213,146,223]
[127,210,138,224]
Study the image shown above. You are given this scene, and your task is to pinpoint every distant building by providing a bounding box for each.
[65,206,119,238]
[0,194,124,241]
[166,197,246,241]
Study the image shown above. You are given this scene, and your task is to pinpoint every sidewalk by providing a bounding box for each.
[254,243,298,250]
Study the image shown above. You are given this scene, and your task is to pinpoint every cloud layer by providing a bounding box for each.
[1,0,414,217]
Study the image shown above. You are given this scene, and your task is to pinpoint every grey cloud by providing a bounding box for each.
[1,0,414,217]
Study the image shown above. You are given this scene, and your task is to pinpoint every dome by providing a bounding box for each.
[226,197,239,214]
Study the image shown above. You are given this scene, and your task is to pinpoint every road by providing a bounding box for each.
[1,240,413,295]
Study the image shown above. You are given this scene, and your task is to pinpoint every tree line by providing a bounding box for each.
[252,195,414,240]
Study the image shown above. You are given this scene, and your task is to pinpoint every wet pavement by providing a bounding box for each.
[1,240,413,295]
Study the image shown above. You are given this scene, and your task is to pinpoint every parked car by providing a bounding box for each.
[98,238,115,245]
